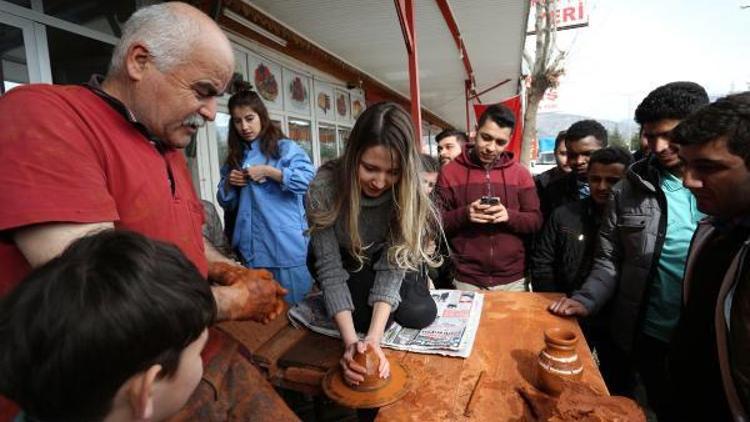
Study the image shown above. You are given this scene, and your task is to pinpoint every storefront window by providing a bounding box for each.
[318,124,336,163]
[215,112,230,166]
[337,127,351,155]
[184,134,201,199]
[271,118,282,132]
[288,118,313,161]
[0,23,29,93]
[41,0,135,37]
[46,26,113,84]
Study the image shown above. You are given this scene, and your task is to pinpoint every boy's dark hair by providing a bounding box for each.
[565,120,608,146]
[477,104,515,130]
[0,230,216,421]
[672,92,750,167]
[589,146,634,168]
[554,130,567,151]
[634,81,709,125]
[420,153,440,173]
[435,129,468,144]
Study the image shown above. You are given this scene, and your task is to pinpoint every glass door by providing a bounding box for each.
[318,123,337,164]
[0,11,47,93]
[288,117,313,164]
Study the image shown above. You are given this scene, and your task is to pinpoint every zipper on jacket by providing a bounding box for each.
[485,167,494,286]
[632,181,669,350]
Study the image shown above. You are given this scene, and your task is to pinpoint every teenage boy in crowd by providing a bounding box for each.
[531,147,633,294]
[669,92,750,421]
[420,153,441,195]
[436,104,542,292]
[549,82,709,418]
[420,153,454,289]
[0,231,214,422]
[436,129,469,166]
[531,147,632,387]
[535,130,571,193]
[540,120,608,219]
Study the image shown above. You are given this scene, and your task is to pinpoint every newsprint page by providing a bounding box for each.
[288,290,483,358]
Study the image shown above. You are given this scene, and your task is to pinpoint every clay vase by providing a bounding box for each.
[537,327,584,395]
[351,347,389,391]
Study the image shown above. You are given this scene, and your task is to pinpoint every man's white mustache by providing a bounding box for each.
[183,113,206,128]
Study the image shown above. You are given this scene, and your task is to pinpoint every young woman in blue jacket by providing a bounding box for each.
[218,84,315,304]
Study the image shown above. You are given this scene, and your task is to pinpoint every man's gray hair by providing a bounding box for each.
[109,3,202,74]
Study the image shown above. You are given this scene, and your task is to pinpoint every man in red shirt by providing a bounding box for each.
[0,2,293,420]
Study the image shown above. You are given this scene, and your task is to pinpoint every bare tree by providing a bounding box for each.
[521,0,566,166]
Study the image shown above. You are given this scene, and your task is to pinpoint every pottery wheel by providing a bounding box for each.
[322,361,410,408]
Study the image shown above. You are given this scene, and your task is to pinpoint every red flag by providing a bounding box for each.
[472,95,524,159]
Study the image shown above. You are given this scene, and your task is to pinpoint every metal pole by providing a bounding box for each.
[465,79,471,133]
[405,0,422,145]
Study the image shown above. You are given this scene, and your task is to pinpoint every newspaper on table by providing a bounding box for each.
[287,289,483,358]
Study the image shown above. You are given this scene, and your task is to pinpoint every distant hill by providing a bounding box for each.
[536,112,638,140]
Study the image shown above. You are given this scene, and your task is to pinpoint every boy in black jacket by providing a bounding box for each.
[531,147,632,392]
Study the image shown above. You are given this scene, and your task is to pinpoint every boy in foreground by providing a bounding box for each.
[0,230,216,421]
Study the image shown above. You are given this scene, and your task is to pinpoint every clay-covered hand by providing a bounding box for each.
[363,337,390,380]
[208,262,287,323]
[340,341,367,386]
[339,339,390,386]
[548,297,590,317]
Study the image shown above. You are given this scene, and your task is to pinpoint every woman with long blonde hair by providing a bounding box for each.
[307,102,440,386]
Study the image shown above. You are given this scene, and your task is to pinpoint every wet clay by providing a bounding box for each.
[518,383,645,421]
[322,349,410,409]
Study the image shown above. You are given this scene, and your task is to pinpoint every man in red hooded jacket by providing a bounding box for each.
[436,104,542,291]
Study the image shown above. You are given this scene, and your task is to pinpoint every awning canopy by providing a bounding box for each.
[225,0,529,130]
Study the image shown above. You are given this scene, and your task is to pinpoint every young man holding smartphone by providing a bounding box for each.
[435,104,542,292]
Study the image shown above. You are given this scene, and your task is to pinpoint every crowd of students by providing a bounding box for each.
[1,3,750,421]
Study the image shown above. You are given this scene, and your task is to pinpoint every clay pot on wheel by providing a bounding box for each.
[351,347,389,391]
[537,327,584,395]
[322,346,410,408]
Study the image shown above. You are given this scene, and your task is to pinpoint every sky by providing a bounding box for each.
[534,0,750,122]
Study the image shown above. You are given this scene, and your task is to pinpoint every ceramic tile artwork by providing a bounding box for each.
[247,52,283,111]
[284,68,311,115]
[334,88,350,123]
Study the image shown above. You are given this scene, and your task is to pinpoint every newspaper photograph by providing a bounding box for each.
[288,289,483,358]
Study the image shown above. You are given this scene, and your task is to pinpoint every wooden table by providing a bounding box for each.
[218,292,608,420]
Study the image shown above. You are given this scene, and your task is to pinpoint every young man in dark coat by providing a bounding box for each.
[549,82,709,419]
[669,91,750,421]
[531,147,632,390]
[539,120,608,219]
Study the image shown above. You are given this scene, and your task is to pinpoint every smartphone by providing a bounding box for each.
[480,196,501,206]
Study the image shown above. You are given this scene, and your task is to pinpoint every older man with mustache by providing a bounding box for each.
[0,2,293,420]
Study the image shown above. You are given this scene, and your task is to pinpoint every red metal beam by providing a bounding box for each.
[468,78,512,102]
[393,0,414,54]
[395,0,423,144]
[406,0,422,143]
[435,0,475,85]
[465,79,471,132]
